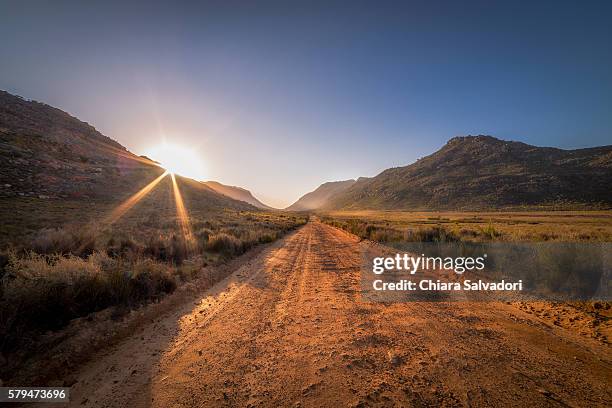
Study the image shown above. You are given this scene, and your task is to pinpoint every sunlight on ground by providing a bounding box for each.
[105,170,169,225]
[103,169,195,249]
[171,173,195,249]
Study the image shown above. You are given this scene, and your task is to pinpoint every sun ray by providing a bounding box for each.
[170,173,195,251]
[87,137,164,168]
[105,171,169,225]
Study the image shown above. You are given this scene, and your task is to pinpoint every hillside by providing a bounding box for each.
[202,180,272,209]
[286,179,356,211]
[0,90,254,245]
[326,135,612,210]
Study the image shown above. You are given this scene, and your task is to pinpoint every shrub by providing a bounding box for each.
[31,227,97,257]
[169,235,187,265]
[128,259,177,302]
[206,233,244,256]
[405,226,459,242]
[106,236,141,259]
[479,222,502,240]
[1,212,306,354]
[144,235,168,261]
[0,251,178,353]
[258,232,276,243]
[143,234,187,264]
[368,227,403,242]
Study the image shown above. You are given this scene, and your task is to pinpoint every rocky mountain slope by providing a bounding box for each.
[325,135,612,210]
[0,90,255,245]
[286,179,356,211]
[202,180,272,209]
[0,90,251,208]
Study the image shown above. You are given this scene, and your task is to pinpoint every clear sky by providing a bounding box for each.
[1,1,611,208]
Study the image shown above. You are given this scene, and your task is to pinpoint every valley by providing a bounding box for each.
[0,89,610,407]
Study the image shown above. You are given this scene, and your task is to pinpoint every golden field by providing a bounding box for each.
[320,210,612,242]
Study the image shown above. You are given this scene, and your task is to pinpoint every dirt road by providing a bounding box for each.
[57,220,610,407]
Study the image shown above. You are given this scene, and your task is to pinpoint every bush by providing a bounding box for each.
[405,226,459,242]
[128,259,177,302]
[31,227,97,257]
[106,236,141,259]
[1,212,306,354]
[206,233,244,256]
[479,223,502,240]
[143,234,188,265]
[368,227,403,242]
[0,252,177,353]
[258,232,276,243]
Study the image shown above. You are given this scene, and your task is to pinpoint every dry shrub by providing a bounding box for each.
[1,212,306,353]
[479,223,503,240]
[194,228,213,252]
[128,259,177,302]
[106,236,141,259]
[258,232,277,243]
[368,227,403,242]
[206,233,244,256]
[143,234,187,265]
[323,218,462,243]
[31,227,97,256]
[0,251,176,353]
[405,226,459,242]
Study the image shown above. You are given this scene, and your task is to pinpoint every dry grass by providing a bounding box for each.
[321,210,612,242]
[0,193,307,355]
[0,252,177,352]
[321,210,611,343]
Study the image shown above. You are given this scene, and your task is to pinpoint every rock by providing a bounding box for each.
[387,350,402,366]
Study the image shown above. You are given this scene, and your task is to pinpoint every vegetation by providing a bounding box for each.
[321,210,611,339]
[0,90,308,358]
[0,201,306,354]
[321,210,612,243]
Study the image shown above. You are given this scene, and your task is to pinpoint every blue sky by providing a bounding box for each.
[1,1,611,207]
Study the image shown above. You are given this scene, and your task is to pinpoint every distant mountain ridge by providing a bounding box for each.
[325,135,612,210]
[286,179,356,211]
[202,181,272,209]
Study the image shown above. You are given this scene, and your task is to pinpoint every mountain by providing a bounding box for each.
[0,90,254,238]
[325,135,612,210]
[202,180,272,209]
[286,179,356,211]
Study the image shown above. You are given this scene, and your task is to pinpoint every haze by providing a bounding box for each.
[1,1,611,208]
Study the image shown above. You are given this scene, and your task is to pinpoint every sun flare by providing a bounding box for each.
[145,143,206,180]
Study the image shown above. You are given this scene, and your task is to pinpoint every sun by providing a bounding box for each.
[145,143,206,180]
